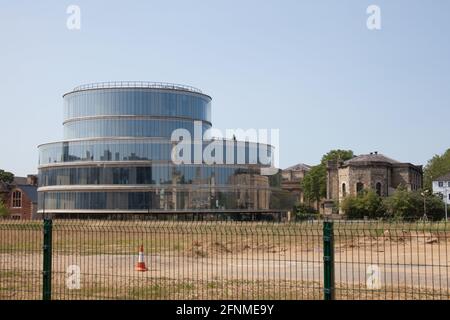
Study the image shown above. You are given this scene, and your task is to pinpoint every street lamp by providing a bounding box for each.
[420,189,430,221]
[443,185,448,222]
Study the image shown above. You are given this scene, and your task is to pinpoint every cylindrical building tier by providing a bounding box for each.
[38,82,277,215]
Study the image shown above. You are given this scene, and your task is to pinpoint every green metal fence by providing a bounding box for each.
[1,218,449,300]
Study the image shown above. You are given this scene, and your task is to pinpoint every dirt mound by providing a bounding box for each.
[186,239,288,257]
[337,230,445,249]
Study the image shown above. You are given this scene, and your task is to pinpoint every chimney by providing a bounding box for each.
[27,175,38,186]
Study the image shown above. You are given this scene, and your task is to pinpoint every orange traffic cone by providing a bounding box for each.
[135,244,148,272]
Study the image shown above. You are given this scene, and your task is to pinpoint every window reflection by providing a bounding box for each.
[39,165,272,187]
[38,186,271,211]
[63,119,211,139]
[64,89,211,122]
[39,140,273,166]
[40,86,275,214]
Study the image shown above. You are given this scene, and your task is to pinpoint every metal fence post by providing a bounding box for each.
[323,220,335,300]
[43,218,53,300]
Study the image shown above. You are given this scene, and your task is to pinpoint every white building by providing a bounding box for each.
[432,173,450,205]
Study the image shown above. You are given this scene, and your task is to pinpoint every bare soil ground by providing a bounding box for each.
[1,221,449,300]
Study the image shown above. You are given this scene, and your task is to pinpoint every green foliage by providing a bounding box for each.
[295,203,317,215]
[0,200,9,219]
[383,188,445,220]
[302,149,354,205]
[0,169,14,184]
[423,148,450,190]
[302,165,326,204]
[294,202,317,219]
[320,149,354,164]
[342,187,446,220]
[382,187,415,219]
[341,190,385,219]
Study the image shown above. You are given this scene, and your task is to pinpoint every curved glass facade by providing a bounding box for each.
[64,89,211,122]
[39,139,272,165]
[63,118,211,139]
[39,165,262,186]
[38,83,276,215]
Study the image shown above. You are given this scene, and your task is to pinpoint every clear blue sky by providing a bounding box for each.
[1,0,449,176]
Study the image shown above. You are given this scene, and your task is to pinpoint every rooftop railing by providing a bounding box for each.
[72,81,203,94]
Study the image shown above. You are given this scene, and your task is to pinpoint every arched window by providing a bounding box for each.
[376,182,382,196]
[12,190,22,208]
[342,183,346,197]
[356,182,364,195]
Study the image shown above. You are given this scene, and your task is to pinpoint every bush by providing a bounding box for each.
[294,203,317,220]
[295,202,317,214]
[383,188,445,220]
[341,187,446,221]
[341,190,385,219]
[0,200,9,219]
[425,194,446,219]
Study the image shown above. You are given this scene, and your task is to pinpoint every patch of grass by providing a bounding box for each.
[172,244,183,251]
[52,286,109,300]
[129,284,169,299]
[0,270,23,278]
[177,282,194,291]
[206,281,219,289]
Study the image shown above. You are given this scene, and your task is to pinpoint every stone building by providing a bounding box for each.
[281,163,311,203]
[325,152,423,215]
[0,175,38,220]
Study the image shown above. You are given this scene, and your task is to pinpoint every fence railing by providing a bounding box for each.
[0,219,449,300]
[72,81,204,94]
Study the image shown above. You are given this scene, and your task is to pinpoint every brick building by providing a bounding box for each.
[0,175,38,220]
[324,152,423,215]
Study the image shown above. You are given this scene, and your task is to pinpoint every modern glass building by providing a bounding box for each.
[38,82,279,217]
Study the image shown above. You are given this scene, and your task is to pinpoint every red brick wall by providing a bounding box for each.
[4,188,35,220]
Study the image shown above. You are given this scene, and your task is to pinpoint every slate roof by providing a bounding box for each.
[435,173,450,182]
[284,163,312,171]
[0,175,38,203]
[16,184,38,203]
[344,153,400,165]
[13,177,28,185]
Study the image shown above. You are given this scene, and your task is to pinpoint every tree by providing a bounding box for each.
[302,149,354,209]
[423,149,450,190]
[383,187,445,220]
[294,202,317,220]
[341,190,385,219]
[339,185,445,221]
[382,187,415,220]
[0,169,14,184]
[302,165,326,210]
[424,193,446,219]
[0,200,9,219]
[321,149,354,164]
